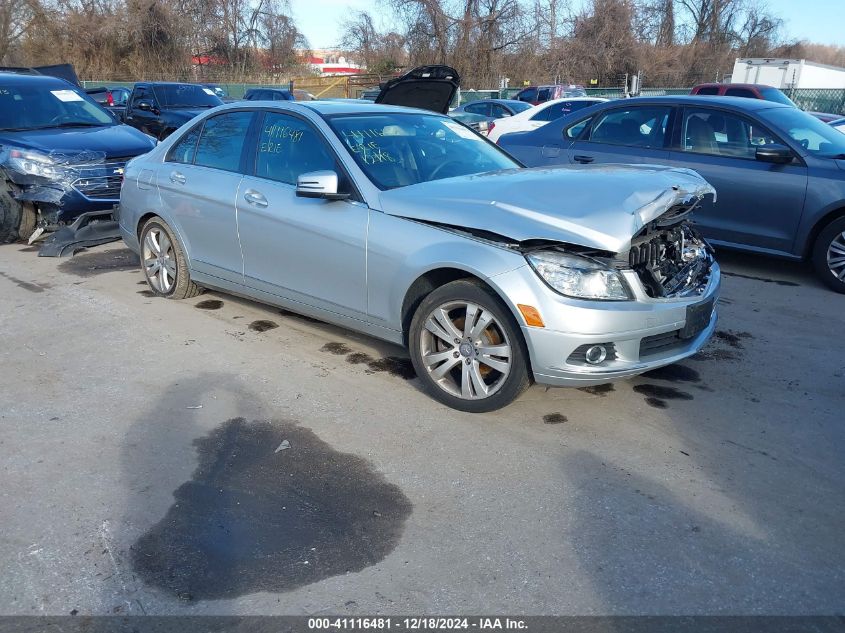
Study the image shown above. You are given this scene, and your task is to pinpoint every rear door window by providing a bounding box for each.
[537,88,552,102]
[254,112,336,185]
[193,110,254,172]
[166,124,202,164]
[464,102,491,116]
[516,88,537,103]
[564,118,592,140]
[695,87,719,96]
[588,107,671,148]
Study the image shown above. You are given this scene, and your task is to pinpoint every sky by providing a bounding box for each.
[291,0,843,51]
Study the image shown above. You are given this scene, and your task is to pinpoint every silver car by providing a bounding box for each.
[118,100,720,412]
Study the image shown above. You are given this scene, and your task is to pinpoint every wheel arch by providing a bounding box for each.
[803,205,845,259]
[136,212,195,270]
[400,266,526,347]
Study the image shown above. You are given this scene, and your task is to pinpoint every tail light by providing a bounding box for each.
[107,91,114,106]
[488,122,496,135]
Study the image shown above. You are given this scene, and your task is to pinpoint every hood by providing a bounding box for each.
[375,65,460,114]
[0,124,156,159]
[161,108,208,120]
[379,164,716,253]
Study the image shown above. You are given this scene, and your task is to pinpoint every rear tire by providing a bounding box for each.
[409,279,531,412]
[812,216,845,294]
[139,216,203,299]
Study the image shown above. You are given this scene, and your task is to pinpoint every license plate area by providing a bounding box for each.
[680,297,714,339]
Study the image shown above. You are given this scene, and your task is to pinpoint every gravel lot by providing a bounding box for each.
[0,241,842,615]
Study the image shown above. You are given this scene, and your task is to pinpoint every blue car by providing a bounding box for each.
[499,95,845,292]
[0,71,157,243]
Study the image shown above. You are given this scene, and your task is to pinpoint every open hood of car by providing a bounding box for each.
[375,65,460,114]
[378,164,716,253]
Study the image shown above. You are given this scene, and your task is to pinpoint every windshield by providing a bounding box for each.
[152,84,223,108]
[329,113,520,190]
[759,88,797,107]
[0,83,114,131]
[762,107,845,158]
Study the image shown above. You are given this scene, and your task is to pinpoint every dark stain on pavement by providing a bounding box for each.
[577,384,615,397]
[543,413,567,425]
[322,342,352,355]
[715,330,753,349]
[249,320,279,333]
[131,417,412,601]
[195,299,223,310]
[137,289,156,297]
[0,270,46,293]
[366,356,416,380]
[57,247,138,277]
[641,364,700,383]
[346,352,371,365]
[721,271,799,287]
[633,384,694,410]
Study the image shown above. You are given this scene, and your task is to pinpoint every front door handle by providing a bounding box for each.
[574,155,595,164]
[169,171,186,184]
[244,190,268,208]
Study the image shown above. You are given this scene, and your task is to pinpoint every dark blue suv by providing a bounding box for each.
[0,72,156,242]
[499,96,845,293]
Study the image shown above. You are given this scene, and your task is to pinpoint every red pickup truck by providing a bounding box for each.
[689,83,796,105]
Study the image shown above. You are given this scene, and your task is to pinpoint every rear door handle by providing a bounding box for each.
[244,190,268,208]
[574,155,594,164]
[169,171,186,184]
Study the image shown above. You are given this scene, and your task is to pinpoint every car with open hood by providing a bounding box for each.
[118,97,720,412]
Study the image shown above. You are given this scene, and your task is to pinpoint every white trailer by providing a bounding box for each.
[730,58,845,89]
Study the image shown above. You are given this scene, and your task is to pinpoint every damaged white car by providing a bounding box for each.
[119,74,719,412]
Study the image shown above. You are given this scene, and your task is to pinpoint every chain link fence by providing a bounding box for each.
[80,77,845,115]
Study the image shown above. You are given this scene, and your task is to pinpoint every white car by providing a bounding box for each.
[488,97,608,143]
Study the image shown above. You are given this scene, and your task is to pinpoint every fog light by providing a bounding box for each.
[585,345,607,365]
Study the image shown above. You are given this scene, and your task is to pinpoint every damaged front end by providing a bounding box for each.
[0,147,123,254]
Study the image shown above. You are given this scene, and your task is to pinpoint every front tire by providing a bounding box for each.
[139,217,203,299]
[409,279,531,412]
[812,216,845,294]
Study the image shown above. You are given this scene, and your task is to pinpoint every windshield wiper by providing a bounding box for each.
[26,122,107,130]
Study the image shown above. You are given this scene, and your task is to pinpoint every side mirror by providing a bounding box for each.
[137,100,154,112]
[296,171,350,201]
[755,143,794,164]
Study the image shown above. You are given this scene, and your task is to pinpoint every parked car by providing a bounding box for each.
[487,97,607,142]
[690,82,797,106]
[452,98,533,119]
[202,83,227,99]
[85,86,131,120]
[498,95,845,292]
[830,117,845,134]
[448,110,493,135]
[0,71,156,243]
[123,82,223,141]
[809,111,843,123]
[119,67,719,412]
[243,87,295,101]
[514,84,587,105]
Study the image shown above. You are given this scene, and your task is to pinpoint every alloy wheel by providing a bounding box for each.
[827,231,845,281]
[419,301,512,400]
[142,226,177,293]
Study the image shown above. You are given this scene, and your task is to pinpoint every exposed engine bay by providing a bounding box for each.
[625,203,714,298]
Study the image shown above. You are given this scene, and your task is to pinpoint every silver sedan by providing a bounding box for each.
[119,101,720,412]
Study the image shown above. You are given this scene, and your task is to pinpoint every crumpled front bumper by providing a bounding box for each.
[490,263,720,387]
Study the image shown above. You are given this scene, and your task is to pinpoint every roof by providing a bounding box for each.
[693,82,776,90]
[300,100,437,116]
[0,71,70,87]
[623,94,793,111]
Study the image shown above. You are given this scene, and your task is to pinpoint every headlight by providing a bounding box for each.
[526,250,631,300]
[7,149,62,180]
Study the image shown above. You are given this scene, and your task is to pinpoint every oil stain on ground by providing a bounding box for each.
[249,320,279,333]
[0,270,47,293]
[543,413,567,425]
[577,384,615,397]
[57,247,138,277]
[633,384,694,409]
[321,342,352,355]
[715,330,753,349]
[131,417,412,601]
[323,344,417,380]
[137,289,156,297]
[195,299,224,310]
[721,271,799,287]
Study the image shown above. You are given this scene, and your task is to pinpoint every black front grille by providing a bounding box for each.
[639,330,684,357]
[71,160,126,200]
